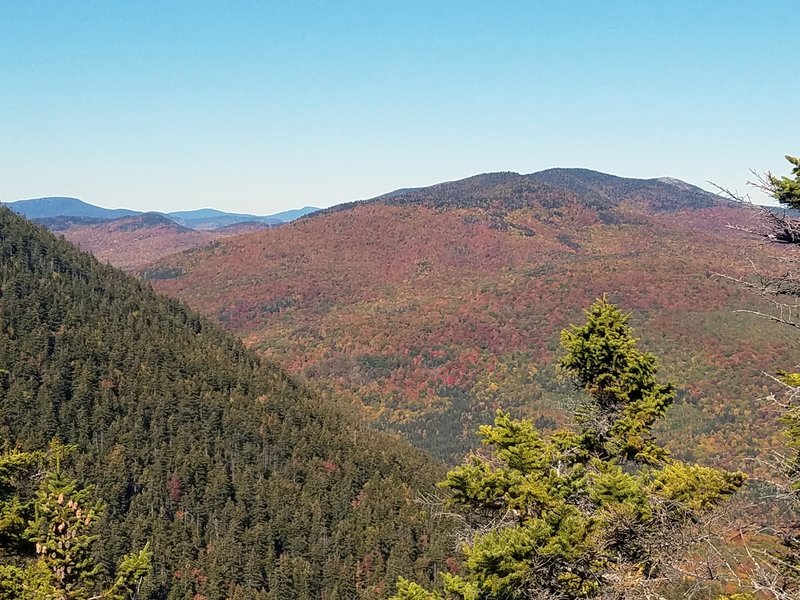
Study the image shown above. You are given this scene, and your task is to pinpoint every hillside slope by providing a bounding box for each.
[54,213,217,270]
[147,169,799,466]
[50,213,267,271]
[0,207,447,599]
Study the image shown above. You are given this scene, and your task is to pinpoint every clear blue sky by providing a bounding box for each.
[1,1,797,213]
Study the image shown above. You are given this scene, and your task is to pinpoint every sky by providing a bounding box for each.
[1,1,797,214]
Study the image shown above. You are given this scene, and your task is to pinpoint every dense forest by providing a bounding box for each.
[146,170,800,467]
[0,207,449,599]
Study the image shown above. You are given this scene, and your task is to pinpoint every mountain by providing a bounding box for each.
[165,209,282,230]
[53,213,219,270]
[2,197,320,229]
[145,168,798,466]
[4,196,139,219]
[0,206,448,598]
[528,167,721,210]
[51,212,280,271]
[267,206,320,222]
[214,220,272,235]
[317,168,722,216]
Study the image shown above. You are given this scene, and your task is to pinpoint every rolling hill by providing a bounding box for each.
[3,197,320,229]
[145,168,798,467]
[0,206,448,598]
[49,213,268,271]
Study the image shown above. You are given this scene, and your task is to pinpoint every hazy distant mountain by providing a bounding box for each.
[165,209,282,230]
[2,197,320,229]
[267,205,319,222]
[5,196,139,219]
[165,207,319,229]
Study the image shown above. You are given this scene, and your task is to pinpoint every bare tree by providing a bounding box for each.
[711,155,800,599]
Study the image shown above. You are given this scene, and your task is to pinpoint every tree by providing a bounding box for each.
[392,298,745,600]
[0,448,40,600]
[0,443,151,600]
[768,155,800,208]
[715,154,800,599]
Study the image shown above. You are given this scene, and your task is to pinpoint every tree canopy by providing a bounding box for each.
[393,298,745,600]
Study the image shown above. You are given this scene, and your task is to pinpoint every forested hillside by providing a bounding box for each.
[147,169,800,466]
[0,207,448,599]
[50,213,253,271]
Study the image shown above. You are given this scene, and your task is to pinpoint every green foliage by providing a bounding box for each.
[768,155,800,207]
[0,449,39,551]
[560,298,675,463]
[0,443,151,600]
[27,468,104,596]
[394,578,444,600]
[393,298,745,600]
[0,206,447,598]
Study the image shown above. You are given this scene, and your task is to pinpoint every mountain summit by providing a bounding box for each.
[4,196,139,219]
[380,168,722,211]
[316,168,724,221]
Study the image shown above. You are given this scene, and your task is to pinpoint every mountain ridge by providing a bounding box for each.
[3,197,319,229]
[305,168,725,223]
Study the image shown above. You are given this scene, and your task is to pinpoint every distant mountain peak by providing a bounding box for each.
[3,197,319,229]
[109,212,192,232]
[4,197,139,220]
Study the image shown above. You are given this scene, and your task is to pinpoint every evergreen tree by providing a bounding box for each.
[393,298,745,600]
[0,443,151,600]
[767,155,800,208]
[0,448,40,600]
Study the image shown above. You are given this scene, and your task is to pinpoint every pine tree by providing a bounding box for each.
[0,443,151,600]
[0,449,40,600]
[393,298,745,600]
[768,155,800,207]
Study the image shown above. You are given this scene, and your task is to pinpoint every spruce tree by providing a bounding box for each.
[768,155,800,208]
[393,298,745,600]
[0,444,151,600]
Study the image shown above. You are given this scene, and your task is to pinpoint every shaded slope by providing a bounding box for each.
[0,207,447,599]
[147,172,796,467]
